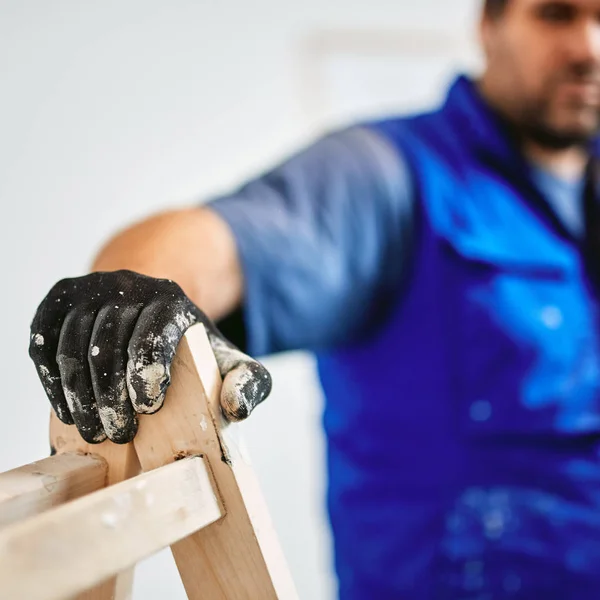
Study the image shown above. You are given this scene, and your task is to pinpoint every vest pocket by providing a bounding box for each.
[451,249,600,436]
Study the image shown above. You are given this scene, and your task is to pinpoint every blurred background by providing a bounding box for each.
[0,1,481,597]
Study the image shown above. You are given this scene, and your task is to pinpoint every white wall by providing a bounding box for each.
[0,1,479,598]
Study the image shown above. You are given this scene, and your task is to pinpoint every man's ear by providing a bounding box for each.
[479,13,495,61]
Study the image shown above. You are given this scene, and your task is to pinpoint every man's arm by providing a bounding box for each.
[91,207,242,322]
[94,125,414,357]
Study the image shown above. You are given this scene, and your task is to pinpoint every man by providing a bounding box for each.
[28,0,600,597]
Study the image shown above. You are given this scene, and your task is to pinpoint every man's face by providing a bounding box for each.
[482,0,600,147]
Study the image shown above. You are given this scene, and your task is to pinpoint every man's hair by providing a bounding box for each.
[484,0,509,18]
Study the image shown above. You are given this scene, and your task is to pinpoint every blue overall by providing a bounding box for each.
[318,78,600,598]
[211,76,600,598]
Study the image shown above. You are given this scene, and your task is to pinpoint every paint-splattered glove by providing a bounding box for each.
[29,270,271,444]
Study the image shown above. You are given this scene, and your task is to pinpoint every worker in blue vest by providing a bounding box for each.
[29,0,600,597]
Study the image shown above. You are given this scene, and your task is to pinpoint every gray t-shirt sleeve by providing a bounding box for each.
[208,125,415,356]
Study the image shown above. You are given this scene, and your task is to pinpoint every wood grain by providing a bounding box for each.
[0,456,221,600]
[0,453,107,528]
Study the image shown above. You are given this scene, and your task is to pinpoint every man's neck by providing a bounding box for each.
[522,141,588,182]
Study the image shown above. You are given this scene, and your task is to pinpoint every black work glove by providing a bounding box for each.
[29,270,271,444]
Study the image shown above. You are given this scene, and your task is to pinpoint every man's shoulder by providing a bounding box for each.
[363,105,446,146]
[316,123,415,196]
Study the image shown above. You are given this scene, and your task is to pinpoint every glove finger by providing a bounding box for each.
[204,325,272,421]
[89,303,142,444]
[126,299,197,414]
[29,287,73,424]
[56,305,106,443]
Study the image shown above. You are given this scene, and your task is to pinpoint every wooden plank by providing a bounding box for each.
[50,413,141,600]
[0,453,107,528]
[133,324,298,600]
[81,571,134,600]
[0,455,222,600]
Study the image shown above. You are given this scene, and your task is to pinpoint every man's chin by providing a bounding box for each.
[524,121,598,150]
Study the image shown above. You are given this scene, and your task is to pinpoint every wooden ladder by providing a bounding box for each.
[0,325,298,600]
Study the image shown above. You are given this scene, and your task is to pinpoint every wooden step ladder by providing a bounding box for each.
[0,324,298,600]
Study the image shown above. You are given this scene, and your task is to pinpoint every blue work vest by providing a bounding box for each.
[316,77,600,598]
